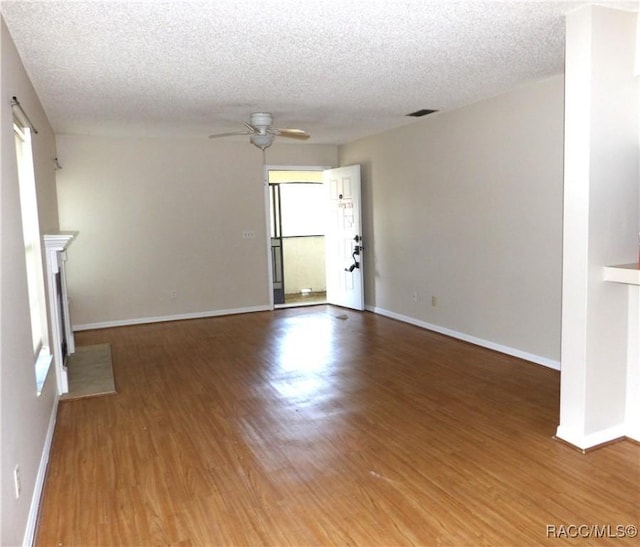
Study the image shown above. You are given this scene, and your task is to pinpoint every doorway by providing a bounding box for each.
[268,169,327,307]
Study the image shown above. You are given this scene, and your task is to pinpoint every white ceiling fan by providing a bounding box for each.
[208,112,310,150]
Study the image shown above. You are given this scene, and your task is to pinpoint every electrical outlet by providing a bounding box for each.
[14,465,21,499]
[431,296,438,307]
[411,291,418,303]
[169,290,177,299]
[242,231,256,239]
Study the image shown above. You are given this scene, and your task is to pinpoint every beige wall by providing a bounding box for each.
[55,136,337,327]
[1,17,60,546]
[340,75,564,365]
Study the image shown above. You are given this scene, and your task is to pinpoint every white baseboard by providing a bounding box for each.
[555,424,627,451]
[75,304,560,370]
[23,394,59,547]
[366,305,561,371]
[73,305,271,331]
[624,427,640,443]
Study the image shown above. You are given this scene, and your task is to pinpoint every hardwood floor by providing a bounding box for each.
[36,306,639,546]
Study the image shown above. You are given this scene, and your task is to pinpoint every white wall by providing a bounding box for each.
[1,17,60,547]
[558,6,639,449]
[340,75,564,366]
[55,136,337,328]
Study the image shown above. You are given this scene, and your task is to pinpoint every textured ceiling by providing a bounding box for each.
[1,1,637,144]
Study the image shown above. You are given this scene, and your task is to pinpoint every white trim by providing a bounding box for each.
[43,231,78,394]
[555,424,627,451]
[73,305,271,331]
[22,394,59,547]
[624,286,640,442]
[264,164,275,310]
[625,425,640,443]
[366,305,561,370]
[265,164,330,172]
[34,347,53,396]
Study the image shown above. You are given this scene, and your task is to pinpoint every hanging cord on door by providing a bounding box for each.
[345,250,360,272]
[345,235,364,272]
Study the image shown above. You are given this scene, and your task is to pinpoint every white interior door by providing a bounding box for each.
[324,165,364,311]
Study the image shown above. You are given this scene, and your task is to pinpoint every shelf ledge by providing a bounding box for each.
[603,263,640,286]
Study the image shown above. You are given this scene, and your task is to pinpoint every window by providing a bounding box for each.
[14,117,51,394]
[279,183,326,237]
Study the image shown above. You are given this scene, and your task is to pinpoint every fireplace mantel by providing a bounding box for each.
[44,231,78,394]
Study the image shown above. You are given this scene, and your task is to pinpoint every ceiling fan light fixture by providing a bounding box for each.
[250,133,274,150]
[250,112,273,127]
[209,112,306,148]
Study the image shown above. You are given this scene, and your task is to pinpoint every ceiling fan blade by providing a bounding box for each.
[274,128,310,140]
[208,130,252,139]
[209,114,308,147]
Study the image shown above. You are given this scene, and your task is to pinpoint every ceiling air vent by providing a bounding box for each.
[406,109,438,117]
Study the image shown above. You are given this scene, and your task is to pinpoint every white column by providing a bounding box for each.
[557,7,639,449]
[626,285,640,441]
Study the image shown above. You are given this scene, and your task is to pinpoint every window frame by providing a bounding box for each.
[13,114,52,394]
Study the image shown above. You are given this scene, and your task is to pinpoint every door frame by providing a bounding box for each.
[263,164,332,310]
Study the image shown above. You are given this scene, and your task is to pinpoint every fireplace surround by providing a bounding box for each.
[43,231,77,394]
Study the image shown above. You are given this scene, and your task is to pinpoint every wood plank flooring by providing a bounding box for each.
[36,306,639,546]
